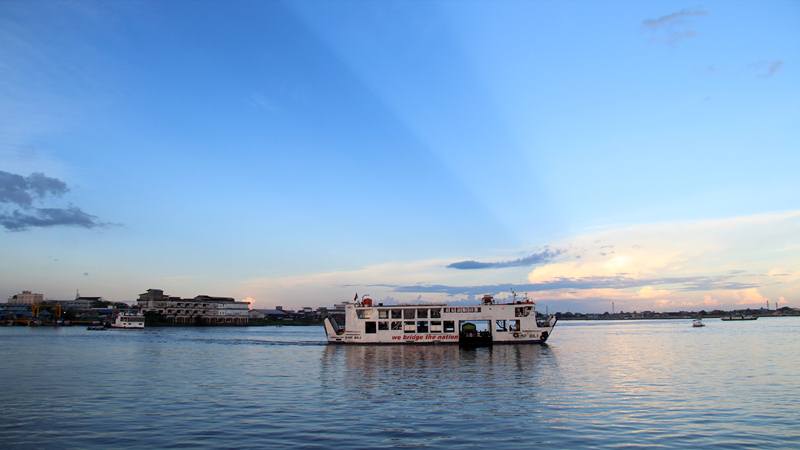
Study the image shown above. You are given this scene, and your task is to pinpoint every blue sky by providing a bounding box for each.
[1,1,798,311]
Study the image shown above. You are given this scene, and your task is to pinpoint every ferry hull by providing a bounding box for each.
[110,323,145,329]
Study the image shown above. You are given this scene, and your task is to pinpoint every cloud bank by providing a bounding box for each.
[750,60,784,78]
[0,206,103,231]
[0,171,68,206]
[642,9,708,29]
[447,248,563,270]
[642,8,708,45]
[0,170,104,231]
[390,273,758,296]
[239,211,800,312]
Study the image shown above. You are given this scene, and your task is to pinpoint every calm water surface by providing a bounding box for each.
[1,319,799,449]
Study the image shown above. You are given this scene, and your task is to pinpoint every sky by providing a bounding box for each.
[1,0,798,312]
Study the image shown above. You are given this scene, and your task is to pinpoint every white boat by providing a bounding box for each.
[692,319,705,327]
[111,311,145,329]
[324,294,557,345]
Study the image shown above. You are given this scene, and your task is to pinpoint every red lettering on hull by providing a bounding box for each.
[391,334,459,341]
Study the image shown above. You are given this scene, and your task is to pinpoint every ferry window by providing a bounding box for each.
[378,309,389,319]
[417,309,428,318]
[443,321,455,333]
[404,321,416,333]
[391,321,402,330]
[430,321,442,333]
[509,320,520,332]
[430,308,441,318]
[496,320,507,332]
[357,309,371,319]
[403,309,415,319]
[365,322,377,334]
[378,321,389,331]
[417,321,429,333]
[391,309,402,319]
[515,307,531,317]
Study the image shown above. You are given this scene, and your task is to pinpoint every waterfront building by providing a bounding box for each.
[58,296,101,310]
[328,302,348,315]
[294,306,316,320]
[249,309,288,320]
[0,303,32,321]
[7,291,44,305]
[136,289,250,325]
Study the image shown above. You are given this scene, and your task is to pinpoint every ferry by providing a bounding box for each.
[111,311,145,329]
[323,294,557,345]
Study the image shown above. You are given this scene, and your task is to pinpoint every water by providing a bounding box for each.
[1,319,798,449]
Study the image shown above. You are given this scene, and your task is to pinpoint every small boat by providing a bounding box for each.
[692,319,705,327]
[721,314,758,321]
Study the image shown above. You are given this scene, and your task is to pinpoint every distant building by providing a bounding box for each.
[0,303,32,320]
[7,291,43,305]
[136,289,250,325]
[60,298,95,310]
[249,309,288,320]
[328,302,348,315]
[44,293,109,312]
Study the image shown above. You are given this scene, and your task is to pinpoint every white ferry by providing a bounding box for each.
[111,311,145,329]
[324,294,557,345]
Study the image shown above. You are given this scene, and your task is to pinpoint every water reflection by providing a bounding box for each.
[320,343,558,401]
[316,343,561,448]
[324,343,553,373]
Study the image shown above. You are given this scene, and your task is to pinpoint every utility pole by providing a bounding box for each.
[612,301,615,315]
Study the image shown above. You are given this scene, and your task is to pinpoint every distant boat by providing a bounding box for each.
[110,311,145,329]
[87,325,107,331]
[721,314,758,321]
[692,319,705,327]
